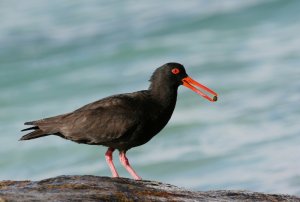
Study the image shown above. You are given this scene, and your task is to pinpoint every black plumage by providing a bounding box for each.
[20,62,217,180]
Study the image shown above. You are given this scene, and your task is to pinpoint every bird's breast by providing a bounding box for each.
[125,101,176,148]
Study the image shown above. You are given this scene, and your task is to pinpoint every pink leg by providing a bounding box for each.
[105,148,119,178]
[119,151,142,180]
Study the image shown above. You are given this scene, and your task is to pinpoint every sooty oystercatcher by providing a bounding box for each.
[20,62,218,180]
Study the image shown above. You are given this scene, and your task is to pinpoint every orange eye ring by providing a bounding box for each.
[171,68,180,74]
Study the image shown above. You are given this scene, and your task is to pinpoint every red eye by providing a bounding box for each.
[171,68,180,74]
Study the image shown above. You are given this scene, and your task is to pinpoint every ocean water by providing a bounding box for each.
[1,0,300,195]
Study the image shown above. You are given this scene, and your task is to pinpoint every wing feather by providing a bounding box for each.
[23,91,150,146]
[56,93,145,144]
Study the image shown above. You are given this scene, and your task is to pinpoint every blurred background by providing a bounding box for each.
[1,0,300,195]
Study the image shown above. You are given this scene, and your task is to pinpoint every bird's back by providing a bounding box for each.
[21,90,176,150]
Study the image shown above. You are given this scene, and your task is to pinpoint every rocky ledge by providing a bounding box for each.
[0,175,299,201]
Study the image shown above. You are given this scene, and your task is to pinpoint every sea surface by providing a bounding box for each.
[1,0,300,195]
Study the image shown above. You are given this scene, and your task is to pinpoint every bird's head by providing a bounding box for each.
[150,63,218,102]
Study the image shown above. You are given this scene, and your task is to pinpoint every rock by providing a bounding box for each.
[0,175,299,202]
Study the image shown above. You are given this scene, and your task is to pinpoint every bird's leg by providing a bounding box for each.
[105,148,119,178]
[119,151,142,180]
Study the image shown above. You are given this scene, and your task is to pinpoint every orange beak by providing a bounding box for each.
[182,76,218,102]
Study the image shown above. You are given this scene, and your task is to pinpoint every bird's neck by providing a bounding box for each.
[148,81,178,109]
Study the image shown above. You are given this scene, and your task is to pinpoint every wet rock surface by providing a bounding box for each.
[0,175,299,201]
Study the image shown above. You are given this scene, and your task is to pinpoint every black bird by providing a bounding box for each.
[20,63,218,180]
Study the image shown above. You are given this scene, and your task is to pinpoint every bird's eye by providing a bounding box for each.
[171,68,180,75]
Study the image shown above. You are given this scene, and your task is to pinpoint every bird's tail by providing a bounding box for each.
[20,115,68,141]
[20,126,50,141]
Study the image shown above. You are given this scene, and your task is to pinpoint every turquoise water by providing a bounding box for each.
[1,0,300,195]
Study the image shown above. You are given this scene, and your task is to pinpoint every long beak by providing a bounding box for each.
[182,76,218,102]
